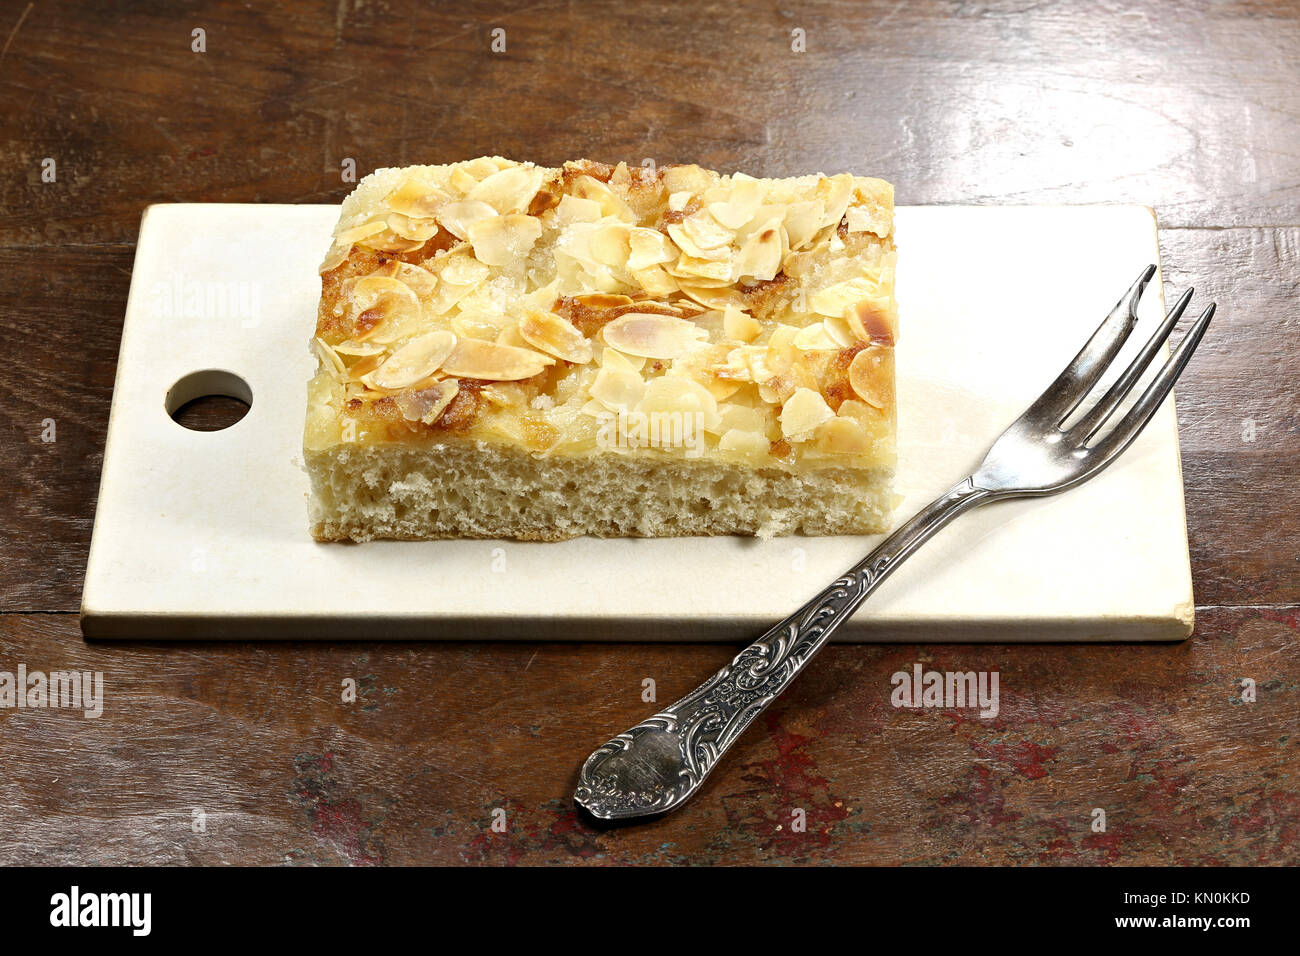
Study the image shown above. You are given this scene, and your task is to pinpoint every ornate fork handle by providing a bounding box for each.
[575,478,992,820]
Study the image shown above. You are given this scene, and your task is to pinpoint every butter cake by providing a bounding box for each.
[305,157,898,541]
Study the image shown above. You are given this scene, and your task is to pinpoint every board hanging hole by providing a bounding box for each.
[166,370,252,431]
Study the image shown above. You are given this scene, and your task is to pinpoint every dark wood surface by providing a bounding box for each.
[1,0,1296,865]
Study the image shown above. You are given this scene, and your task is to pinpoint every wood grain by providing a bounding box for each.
[1,0,1297,865]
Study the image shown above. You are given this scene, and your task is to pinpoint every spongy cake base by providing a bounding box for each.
[306,441,896,542]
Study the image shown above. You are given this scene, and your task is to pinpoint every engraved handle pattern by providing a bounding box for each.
[575,479,989,820]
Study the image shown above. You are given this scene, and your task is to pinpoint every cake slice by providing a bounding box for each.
[305,157,899,541]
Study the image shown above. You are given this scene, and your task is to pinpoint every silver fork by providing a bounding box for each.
[574,265,1213,821]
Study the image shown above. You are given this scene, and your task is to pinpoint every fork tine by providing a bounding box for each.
[1072,287,1195,441]
[1085,303,1213,464]
[1022,264,1155,427]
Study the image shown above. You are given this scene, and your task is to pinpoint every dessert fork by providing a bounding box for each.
[575,265,1212,821]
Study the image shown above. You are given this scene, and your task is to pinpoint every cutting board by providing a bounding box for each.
[81,203,1194,641]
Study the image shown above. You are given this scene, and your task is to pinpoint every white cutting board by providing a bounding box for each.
[81,203,1194,641]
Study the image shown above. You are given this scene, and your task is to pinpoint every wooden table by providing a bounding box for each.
[2,0,1296,865]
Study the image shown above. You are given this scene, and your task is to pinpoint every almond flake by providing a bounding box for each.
[731,217,784,281]
[780,387,835,440]
[816,416,872,454]
[666,222,731,261]
[792,322,841,350]
[631,265,678,297]
[589,366,646,411]
[394,379,459,425]
[386,213,439,241]
[368,330,457,390]
[520,310,594,364]
[627,227,676,270]
[722,304,762,342]
[602,313,707,359]
[718,428,769,460]
[440,339,555,381]
[438,200,500,240]
[707,178,763,230]
[349,276,423,342]
[386,172,451,218]
[467,214,542,267]
[312,336,346,375]
[468,164,545,214]
[848,346,891,409]
[319,242,351,274]
[335,220,387,245]
[810,277,877,316]
[783,200,824,249]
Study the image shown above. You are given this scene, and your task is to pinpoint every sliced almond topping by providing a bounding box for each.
[394,379,459,425]
[722,304,762,343]
[780,387,835,440]
[347,352,384,381]
[349,276,423,342]
[731,217,784,282]
[677,282,747,311]
[450,312,502,342]
[335,220,387,245]
[449,167,479,194]
[602,313,707,359]
[356,229,427,254]
[312,336,346,375]
[385,172,451,219]
[681,212,736,251]
[637,376,718,422]
[368,330,457,390]
[332,340,386,357]
[718,428,769,460]
[556,194,603,225]
[589,366,646,411]
[627,227,676,270]
[631,265,678,297]
[792,322,841,350]
[496,322,530,350]
[845,205,875,233]
[822,313,855,347]
[600,346,645,373]
[573,292,634,310]
[816,415,872,454]
[369,259,439,298]
[520,310,594,364]
[783,200,824,249]
[386,213,439,241]
[661,164,712,195]
[440,338,555,381]
[437,200,500,240]
[467,214,542,267]
[468,164,545,214]
[708,178,763,230]
[669,254,732,282]
[589,222,631,269]
[437,253,491,287]
[569,175,635,221]
[318,242,351,274]
[810,277,878,316]
[817,174,854,229]
[848,346,891,409]
[845,299,896,346]
[666,222,731,261]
